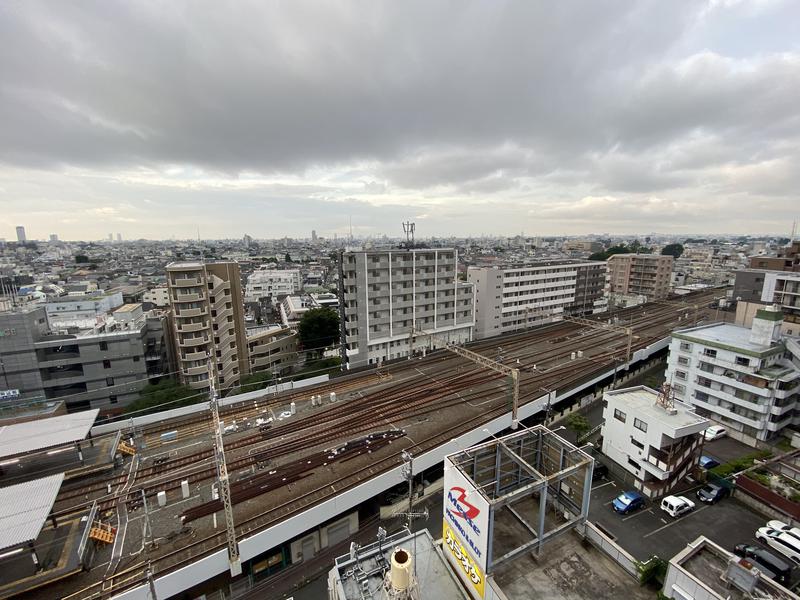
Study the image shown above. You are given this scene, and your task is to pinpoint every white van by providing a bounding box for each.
[660,495,695,518]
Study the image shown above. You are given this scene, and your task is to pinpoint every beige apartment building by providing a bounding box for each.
[607,254,673,301]
[166,261,250,393]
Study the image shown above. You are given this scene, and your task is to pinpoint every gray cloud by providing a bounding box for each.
[0,0,798,238]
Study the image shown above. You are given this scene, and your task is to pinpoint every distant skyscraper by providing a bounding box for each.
[15,226,26,243]
[116,233,122,242]
[108,233,113,242]
[49,234,58,242]
[312,229,318,243]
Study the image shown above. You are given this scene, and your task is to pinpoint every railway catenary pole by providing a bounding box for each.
[208,360,242,577]
[446,344,520,429]
[558,315,636,363]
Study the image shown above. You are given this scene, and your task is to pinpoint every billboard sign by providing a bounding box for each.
[443,457,490,598]
[0,389,20,401]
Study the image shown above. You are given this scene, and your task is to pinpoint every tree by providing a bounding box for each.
[124,379,200,415]
[74,254,89,263]
[298,307,340,354]
[231,371,273,395]
[565,412,591,440]
[284,252,292,263]
[661,243,684,259]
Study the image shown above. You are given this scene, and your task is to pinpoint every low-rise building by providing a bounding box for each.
[143,286,170,307]
[246,326,298,376]
[601,385,709,498]
[666,306,800,442]
[607,254,673,302]
[467,260,606,339]
[245,268,301,303]
[46,290,124,327]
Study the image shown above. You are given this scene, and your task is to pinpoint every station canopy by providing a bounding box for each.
[0,473,65,552]
[0,409,99,460]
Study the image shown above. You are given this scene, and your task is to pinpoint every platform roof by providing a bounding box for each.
[0,409,99,460]
[0,473,64,551]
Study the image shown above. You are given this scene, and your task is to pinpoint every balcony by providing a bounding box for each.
[179,335,209,348]
[183,350,208,361]
[700,354,758,374]
[184,365,208,376]
[187,379,211,391]
[693,395,765,429]
[178,322,207,333]
[172,277,202,287]
[695,366,772,397]
[695,379,770,414]
[173,292,202,303]
[176,307,208,318]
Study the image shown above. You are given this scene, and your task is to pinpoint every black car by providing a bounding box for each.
[592,463,609,481]
[734,543,792,584]
[696,483,730,504]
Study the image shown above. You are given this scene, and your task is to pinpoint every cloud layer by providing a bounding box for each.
[0,1,798,239]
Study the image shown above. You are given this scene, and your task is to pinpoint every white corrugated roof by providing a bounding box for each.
[0,409,99,459]
[0,473,64,551]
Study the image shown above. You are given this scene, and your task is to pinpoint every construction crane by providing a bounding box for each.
[558,315,637,362]
[208,360,242,577]
[446,344,520,429]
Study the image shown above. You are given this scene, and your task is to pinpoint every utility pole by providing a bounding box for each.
[208,360,242,577]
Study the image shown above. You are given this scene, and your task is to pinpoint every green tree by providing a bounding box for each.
[284,252,292,263]
[231,371,273,395]
[124,379,200,415]
[565,412,591,439]
[661,243,684,258]
[74,254,89,263]
[298,307,340,354]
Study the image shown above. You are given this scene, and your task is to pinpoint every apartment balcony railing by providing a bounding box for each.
[179,335,210,348]
[172,277,202,287]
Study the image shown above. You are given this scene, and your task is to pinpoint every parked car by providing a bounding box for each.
[696,483,730,504]
[756,527,800,564]
[767,520,800,542]
[699,455,720,469]
[734,543,792,584]
[612,490,645,514]
[592,463,609,482]
[660,495,696,518]
[703,425,727,441]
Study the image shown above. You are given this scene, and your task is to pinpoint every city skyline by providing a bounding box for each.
[1,2,799,239]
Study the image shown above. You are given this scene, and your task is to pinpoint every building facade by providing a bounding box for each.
[339,248,474,369]
[0,304,173,413]
[601,386,709,498]
[46,291,124,326]
[246,327,298,376]
[15,226,25,243]
[143,286,170,307]
[167,261,250,393]
[666,307,800,441]
[749,241,800,272]
[607,254,673,301]
[467,260,606,339]
[244,268,302,303]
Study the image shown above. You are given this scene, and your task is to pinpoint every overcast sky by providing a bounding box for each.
[1,1,799,241]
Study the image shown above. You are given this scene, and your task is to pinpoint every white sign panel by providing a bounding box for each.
[0,389,20,401]
[443,456,490,598]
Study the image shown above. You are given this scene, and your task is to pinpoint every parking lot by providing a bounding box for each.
[588,435,792,578]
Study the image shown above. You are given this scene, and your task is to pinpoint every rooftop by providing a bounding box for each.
[0,409,99,459]
[328,528,467,600]
[605,386,707,430]
[0,473,64,551]
[675,322,776,353]
[668,536,799,600]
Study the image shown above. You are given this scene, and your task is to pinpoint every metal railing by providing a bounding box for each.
[77,500,98,564]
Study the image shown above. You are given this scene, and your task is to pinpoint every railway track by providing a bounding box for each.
[52,291,719,599]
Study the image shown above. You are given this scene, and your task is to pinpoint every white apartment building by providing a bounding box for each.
[602,386,709,498]
[339,248,474,369]
[666,306,800,441]
[143,286,170,307]
[245,268,302,302]
[46,291,124,327]
[467,260,606,339]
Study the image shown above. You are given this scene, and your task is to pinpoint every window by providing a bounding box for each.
[133,356,140,362]
[103,359,111,369]
[703,348,717,358]
[106,377,114,386]
[675,370,687,380]
[109,395,118,404]
[627,457,641,471]
[633,418,648,433]
[735,356,750,367]
[678,356,690,366]
[99,341,108,351]
[673,383,686,395]
[631,438,645,450]
[614,408,626,423]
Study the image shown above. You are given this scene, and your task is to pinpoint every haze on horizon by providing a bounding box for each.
[1,1,799,241]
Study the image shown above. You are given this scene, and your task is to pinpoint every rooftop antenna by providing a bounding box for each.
[402,222,415,248]
[655,382,675,412]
